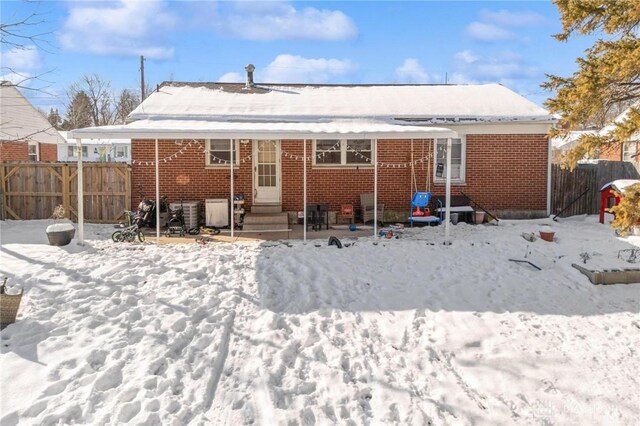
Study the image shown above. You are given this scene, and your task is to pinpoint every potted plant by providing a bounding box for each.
[46,205,75,246]
[539,225,555,242]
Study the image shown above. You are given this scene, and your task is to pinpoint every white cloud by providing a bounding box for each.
[479,10,544,27]
[261,54,356,83]
[1,46,41,70]
[454,50,479,65]
[449,50,538,84]
[466,22,513,41]
[394,59,430,83]
[59,0,176,59]
[218,72,243,83]
[0,71,32,86]
[215,2,357,41]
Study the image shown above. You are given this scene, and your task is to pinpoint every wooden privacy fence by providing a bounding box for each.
[551,164,597,217]
[0,162,130,223]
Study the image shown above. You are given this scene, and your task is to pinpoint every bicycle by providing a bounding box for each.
[112,211,145,243]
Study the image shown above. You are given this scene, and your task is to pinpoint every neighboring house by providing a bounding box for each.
[553,104,640,171]
[0,82,63,161]
[58,131,131,164]
[71,66,555,221]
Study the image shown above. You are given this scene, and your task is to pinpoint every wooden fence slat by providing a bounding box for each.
[0,162,131,223]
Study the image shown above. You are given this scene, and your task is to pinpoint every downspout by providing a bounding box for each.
[155,139,160,240]
[76,138,84,245]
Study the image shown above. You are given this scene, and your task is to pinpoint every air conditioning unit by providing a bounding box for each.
[170,201,199,229]
[206,199,229,227]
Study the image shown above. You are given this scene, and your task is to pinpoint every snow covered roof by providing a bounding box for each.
[129,83,553,123]
[600,101,640,139]
[550,130,598,150]
[600,179,640,192]
[0,83,65,144]
[59,131,130,145]
[70,118,457,140]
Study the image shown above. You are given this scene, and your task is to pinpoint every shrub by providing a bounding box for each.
[610,183,640,235]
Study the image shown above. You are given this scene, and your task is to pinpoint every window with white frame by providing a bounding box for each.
[206,139,239,166]
[314,139,373,166]
[28,142,39,161]
[67,145,88,158]
[434,137,465,182]
[622,141,638,162]
[114,145,129,158]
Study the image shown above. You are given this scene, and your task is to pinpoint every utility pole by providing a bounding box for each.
[140,55,146,101]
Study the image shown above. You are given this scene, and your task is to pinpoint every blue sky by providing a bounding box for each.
[1,1,598,114]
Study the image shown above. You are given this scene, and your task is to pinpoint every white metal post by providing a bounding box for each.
[230,139,234,239]
[76,138,84,245]
[445,138,452,243]
[303,139,307,242]
[155,139,160,240]
[374,139,378,238]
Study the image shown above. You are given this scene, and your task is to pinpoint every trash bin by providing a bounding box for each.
[450,213,459,225]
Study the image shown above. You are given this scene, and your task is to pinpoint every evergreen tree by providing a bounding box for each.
[62,91,92,130]
[543,0,640,168]
[47,108,62,129]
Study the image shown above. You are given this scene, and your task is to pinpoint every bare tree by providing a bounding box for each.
[1,1,54,91]
[114,89,140,124]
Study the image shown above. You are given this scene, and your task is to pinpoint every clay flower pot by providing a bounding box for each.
[539,229,555,242]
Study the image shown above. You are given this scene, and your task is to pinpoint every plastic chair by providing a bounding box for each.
[337,204,354,224]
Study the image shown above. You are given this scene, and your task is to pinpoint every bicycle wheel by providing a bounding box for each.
[112,231,124,242]
[137,230,146,242]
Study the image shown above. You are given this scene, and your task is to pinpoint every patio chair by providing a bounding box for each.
[337,204,354,224]
[360,193,384,225]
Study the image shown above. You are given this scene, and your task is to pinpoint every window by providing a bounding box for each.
[28,142,38,161]
[114,146,129,158]
[206,139,239,166]
[434,137,465,183]
[314,139,373,166]
[622,142,638,162]
[67,146,88,158]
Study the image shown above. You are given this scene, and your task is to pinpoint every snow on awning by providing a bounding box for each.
[68,118,457,140]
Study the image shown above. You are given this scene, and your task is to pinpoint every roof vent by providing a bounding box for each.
[245,64,255,89]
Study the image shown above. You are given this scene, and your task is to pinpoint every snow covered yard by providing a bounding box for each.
[1,217,639,425]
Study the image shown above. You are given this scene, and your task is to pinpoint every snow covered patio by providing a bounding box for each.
[1,217,639,425]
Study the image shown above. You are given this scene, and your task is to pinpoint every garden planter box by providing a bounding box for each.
[46,223,76,246]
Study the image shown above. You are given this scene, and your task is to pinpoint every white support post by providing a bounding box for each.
[76,138,84,245]
[303,139,307,242]
[445,137,452,243]
[230,139,234,239]
[374,139,378,238]
[155,139,160,240]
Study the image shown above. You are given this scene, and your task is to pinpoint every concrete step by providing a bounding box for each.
[252,204,282,214]
[242,223,290,231]
[243,213,288,225]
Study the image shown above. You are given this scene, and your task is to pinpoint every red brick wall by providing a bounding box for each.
[599,145,622,161]
[130,134,549,215]
[0,141,28,161]
[40,143,58,161]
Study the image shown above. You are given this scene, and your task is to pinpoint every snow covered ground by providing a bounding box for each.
[1,217,639,425]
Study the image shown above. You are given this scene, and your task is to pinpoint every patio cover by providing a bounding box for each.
[68,118,457,140]
[69,119,457,244]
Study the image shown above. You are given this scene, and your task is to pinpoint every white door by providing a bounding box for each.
[253,140,281,204]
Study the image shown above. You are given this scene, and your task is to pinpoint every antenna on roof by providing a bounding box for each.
[245,64,255,89]
[445,72,448,85]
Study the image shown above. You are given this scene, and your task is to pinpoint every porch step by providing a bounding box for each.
[251,204,282,214]
[242,213,289,232]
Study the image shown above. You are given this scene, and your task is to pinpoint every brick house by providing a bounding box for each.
[0,82,62,161]
[71,67,555,237]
